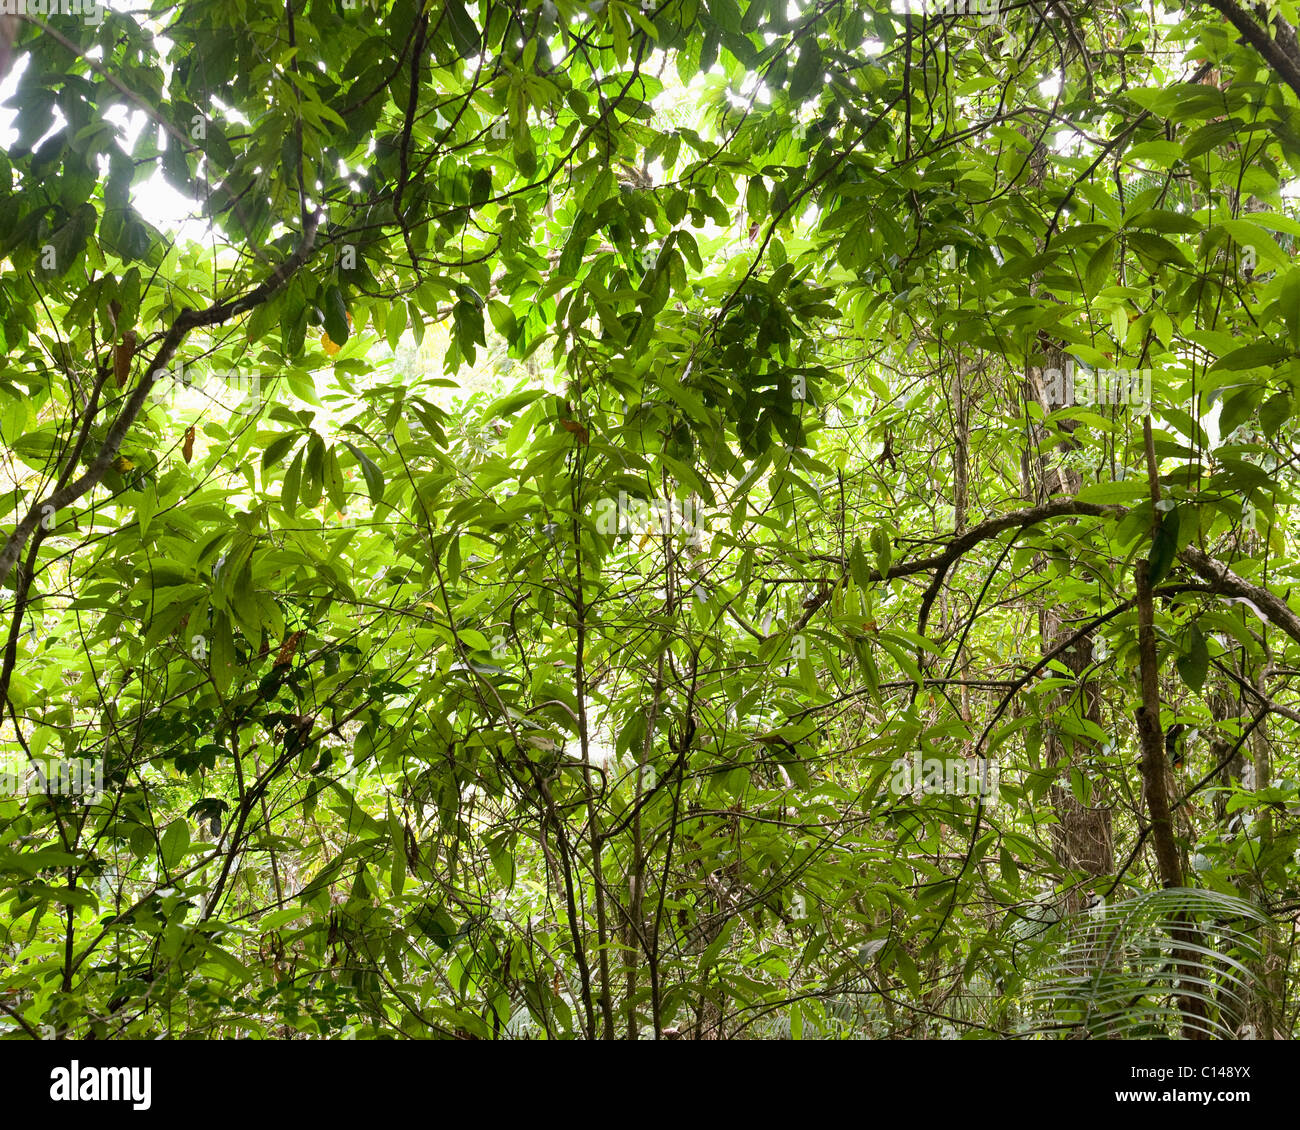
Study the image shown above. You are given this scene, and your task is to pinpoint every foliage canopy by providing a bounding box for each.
[2,0,1300,1040]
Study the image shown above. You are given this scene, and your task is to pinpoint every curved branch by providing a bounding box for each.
[1204,0,1300,100]
[0,211,322,593]
[1179,545,1300,649]
[789,498,1300,655]
[791,499,1122,634]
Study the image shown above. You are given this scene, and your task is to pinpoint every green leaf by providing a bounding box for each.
[281,286,308,359]
[789,40,822,102]
[1259,390,1291,438]
[1182,119,1242,160]
[1085,237,1115,296]
[323,445,347,514]
[1147,506,1181,586]
[137,484,157,538]
[489,389,546,417]
[301,434,325,509]
[1219,387,1260,437]
[343,441,385,504]
[838,223,871,270]
[262,430,299,471]
[388,805,407,898]
[1177,622,1209,692]
[281,446,303,517]
[487,298,516,340]
[161,818,190,870]
[999,846,1020,892]
[700,917,737,969]
[1126,231,1187,267]
[850,537,871,589]
[487,832,515,885]
[323,285,350,346]
[710,0,742,35]
[444,0,480,57]
[211,611,235,695]
[411,902,458,951]
[1211,342,1288,372]
[1075,479,1148,504]
[870,526,892,576]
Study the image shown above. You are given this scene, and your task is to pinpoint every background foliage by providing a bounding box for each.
[1,0,1299,1039]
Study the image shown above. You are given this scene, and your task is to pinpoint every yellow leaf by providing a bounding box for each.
[114,330,136,388]
[560,418,589,444]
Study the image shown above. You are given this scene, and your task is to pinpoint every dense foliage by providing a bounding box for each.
[2,0,1300,1039]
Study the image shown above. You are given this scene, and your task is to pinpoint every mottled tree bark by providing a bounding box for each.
[1023,346,1115,901]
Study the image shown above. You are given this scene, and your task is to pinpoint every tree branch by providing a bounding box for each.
[0,212,321,593]
[1204,0,1300,99]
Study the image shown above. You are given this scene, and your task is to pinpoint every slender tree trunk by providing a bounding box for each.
[951,356,974,733]
[1023,342,1115,898]
[1136,420,1210,1037]
[1245,668,1284,1038]
[1019,134,1114,902]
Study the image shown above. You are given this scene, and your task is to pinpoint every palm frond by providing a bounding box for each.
[1016,888,1272,1040]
